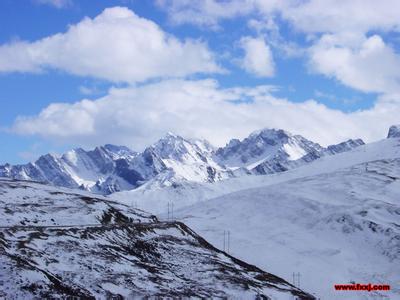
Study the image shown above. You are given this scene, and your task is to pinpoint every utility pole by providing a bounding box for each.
[292,272,301,287]
[223,230,231,253]
[223,230,226,251]
[167,202,174,221]
[227,230,230,254]
[297,272,301,288]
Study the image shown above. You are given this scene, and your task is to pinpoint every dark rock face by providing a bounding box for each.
[325,139,365,155]
[387,125,400,138]
[114,159,144,187]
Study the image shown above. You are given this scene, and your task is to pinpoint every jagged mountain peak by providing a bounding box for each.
[387,124,400,138]
[216,128,323,168]
[248,127,292,140]
[150,133,208,160]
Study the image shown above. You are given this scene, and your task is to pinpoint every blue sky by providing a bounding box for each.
[1,0,399,164]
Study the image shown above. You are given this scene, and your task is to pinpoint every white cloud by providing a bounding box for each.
[0,7,220,83]
[239,36,275,77]
[309,34,400,94]
[159,0,400,35]
[33,0,72,9]
[158,0,400,96]
[281,0,400,35]
[10,79,400,150]
[79,85,103,96]
[156,0,256,28]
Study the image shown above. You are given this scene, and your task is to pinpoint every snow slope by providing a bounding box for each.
[112,137,400,214]
[0,178,314,299]
[173,158,400,299]
[111,136,400,299]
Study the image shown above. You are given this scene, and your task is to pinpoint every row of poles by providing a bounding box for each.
[129,200,314,299]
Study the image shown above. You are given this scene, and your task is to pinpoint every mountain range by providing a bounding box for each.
[0,128,366,194]
[1,124,399,299]
[109,124,400,299]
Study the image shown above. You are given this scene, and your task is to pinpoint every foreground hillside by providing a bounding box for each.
[0,178,313,299]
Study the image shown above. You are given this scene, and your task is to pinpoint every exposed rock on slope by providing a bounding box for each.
[0,178,314,299]
[387,124,400,138]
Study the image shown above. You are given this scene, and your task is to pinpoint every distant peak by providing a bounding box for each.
[387,125,400,138]
[166,131,177,137]
[249,128,292,139]
[157,132,185,143]
[163,132,183,140]
[103,144,132,152]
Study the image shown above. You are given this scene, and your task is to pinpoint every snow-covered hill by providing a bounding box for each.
[0,178,314,299]
[173,158,400,300]
[111,128,400,299]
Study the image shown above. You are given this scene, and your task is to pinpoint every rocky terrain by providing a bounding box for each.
[0,178,314,299]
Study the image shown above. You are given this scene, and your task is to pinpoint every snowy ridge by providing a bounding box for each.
[215,128,365,175]
[0,178,314,299]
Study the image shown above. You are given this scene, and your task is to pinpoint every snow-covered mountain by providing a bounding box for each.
[0,178,314,299]
[215,128,364,175]
[110,126,400,299]
[0,135,228,195]
[0,144,139,194]
[1,126,399,299]
[0,129,364,194]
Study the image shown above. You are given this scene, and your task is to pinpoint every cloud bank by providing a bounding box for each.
[0,7,220,83]
[11,79,400,150]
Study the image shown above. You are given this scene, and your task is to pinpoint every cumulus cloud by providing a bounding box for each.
[0,7,220,83]
[158,0,400,96]
[10,79,400,150]
[309,34,400,94]
[239,36,275,77]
